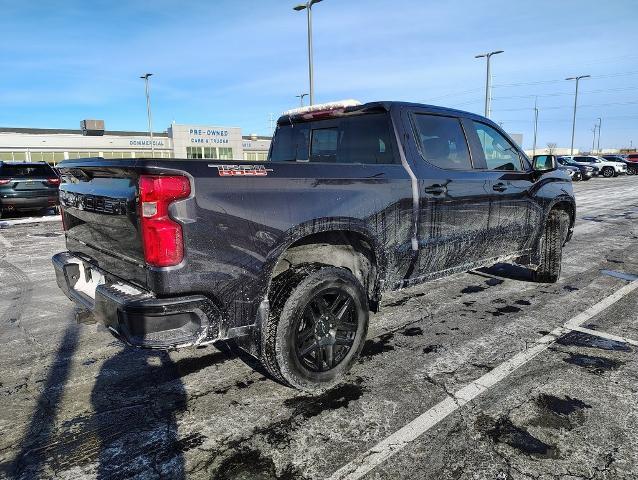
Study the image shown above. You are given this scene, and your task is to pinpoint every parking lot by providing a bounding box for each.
[0,176,636,479]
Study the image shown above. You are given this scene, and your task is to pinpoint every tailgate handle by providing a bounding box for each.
[424,184,447,195]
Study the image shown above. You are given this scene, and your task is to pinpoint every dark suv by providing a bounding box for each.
[0,162,61,218]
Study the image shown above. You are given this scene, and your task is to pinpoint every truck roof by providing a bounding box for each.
[276,100,487,125]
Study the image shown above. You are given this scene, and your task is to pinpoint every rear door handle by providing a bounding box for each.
[492,183,508,192]
[424,184,447,195]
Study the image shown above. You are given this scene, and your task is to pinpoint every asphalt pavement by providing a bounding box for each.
[0,176,636,480]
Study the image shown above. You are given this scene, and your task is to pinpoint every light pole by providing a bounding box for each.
[296,93,309,107]
[294,0,323,106]
[532,96,539,156]
[591,125,597,152]
[475,50,504,118]
[596,117,602,153]
[140,73,155,158]
[566,75,590,155]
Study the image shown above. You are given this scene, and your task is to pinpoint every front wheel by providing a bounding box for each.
[602,166,614,178]
[261,266,369,391]
[533,209,570,283]
[627,166,636,176]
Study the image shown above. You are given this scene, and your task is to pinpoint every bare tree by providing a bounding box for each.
[547,142,557,155]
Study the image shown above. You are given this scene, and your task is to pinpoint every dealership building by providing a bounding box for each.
[0,120,272,164]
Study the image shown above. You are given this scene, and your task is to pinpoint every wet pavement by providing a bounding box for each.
[0,176,637,479]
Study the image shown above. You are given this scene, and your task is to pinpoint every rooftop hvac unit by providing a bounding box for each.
[81,119,105,136]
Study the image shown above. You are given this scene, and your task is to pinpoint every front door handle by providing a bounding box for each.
[424,184,447,195]
[492,183,508,192]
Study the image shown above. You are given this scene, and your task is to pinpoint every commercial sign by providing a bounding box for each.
[129,139,166,147]
[189,128,230,144]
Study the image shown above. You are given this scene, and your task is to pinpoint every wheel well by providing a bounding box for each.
[551,201,575,227]
[271,231,378,299]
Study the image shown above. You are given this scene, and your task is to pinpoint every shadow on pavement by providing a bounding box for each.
[4,323,79,479]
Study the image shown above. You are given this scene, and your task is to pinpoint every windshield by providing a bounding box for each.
[0,163,56,178]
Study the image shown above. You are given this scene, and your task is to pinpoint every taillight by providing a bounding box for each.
[0,179,10,185]
[138,175,191,267]
[47,178,61,186]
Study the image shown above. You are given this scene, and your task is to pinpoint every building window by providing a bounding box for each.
[218,147,233,160]
[244,152,258,161]
[187,147,203,159]
[203,147,217,159]
[257,152,268,161]
[53,152,65,163]
[0,152,14,161]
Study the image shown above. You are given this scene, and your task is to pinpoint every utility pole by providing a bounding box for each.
[532,97,539,156]
[475,50,504,118]
[140,73,155,158]
[596,117,602,153]
[294,0,323,106]
[296,93,309,107]
[591,125,597,152]
[566,75,590,155]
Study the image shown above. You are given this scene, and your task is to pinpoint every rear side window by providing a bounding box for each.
[412,114,472,170]
[472,121,523,171]
[0,163,56,177]
[270,113,398,164]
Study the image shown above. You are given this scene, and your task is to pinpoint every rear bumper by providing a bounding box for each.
[0,195,58,211]
[52,251,221,349]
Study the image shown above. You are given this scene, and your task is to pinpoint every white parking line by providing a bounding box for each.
[566,325,638,347]
[329,279,638,480]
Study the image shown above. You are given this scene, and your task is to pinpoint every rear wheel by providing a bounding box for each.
[627,166,636,176]
[533,209,570,283]
[602,166,614,178]
[261,266,369,391]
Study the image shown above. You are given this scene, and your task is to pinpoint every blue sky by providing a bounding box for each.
[0,0,636,150]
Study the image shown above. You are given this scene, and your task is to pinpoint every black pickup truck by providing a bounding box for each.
[53,100,575,390]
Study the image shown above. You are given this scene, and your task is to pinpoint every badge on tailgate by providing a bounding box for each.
[208,164,273,177]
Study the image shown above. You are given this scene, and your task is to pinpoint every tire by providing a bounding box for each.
[627,166,636,176]
[602,166,614,178]
[533,210,570,283]
[261,265,369,391]
[582,176,591,181]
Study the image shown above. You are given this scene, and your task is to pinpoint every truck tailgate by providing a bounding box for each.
[58,164,147,287]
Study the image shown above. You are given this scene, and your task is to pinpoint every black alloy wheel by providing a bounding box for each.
[602,166,614,178]
[261,266,369,391]
[294,288,358,372]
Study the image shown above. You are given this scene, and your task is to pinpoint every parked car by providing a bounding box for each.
[561,155,626,178]
[558,164,581,181]
[606,154,638,176]
[52,100,576,390]
[0,161,61,218]
[556,157,595,180]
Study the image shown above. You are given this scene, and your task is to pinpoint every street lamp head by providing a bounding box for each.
[140,73,153,79]
[475,54,487,59]
[492,50,504,55]
[294,0,322,11]
[566,75,590,81]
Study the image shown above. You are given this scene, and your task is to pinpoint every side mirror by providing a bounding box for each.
[532,154,557,172]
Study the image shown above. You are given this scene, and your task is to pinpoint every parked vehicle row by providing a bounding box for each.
[558,155,627,178]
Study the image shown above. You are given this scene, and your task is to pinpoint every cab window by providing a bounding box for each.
[472,121,523,171]
[412,114,472,170]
